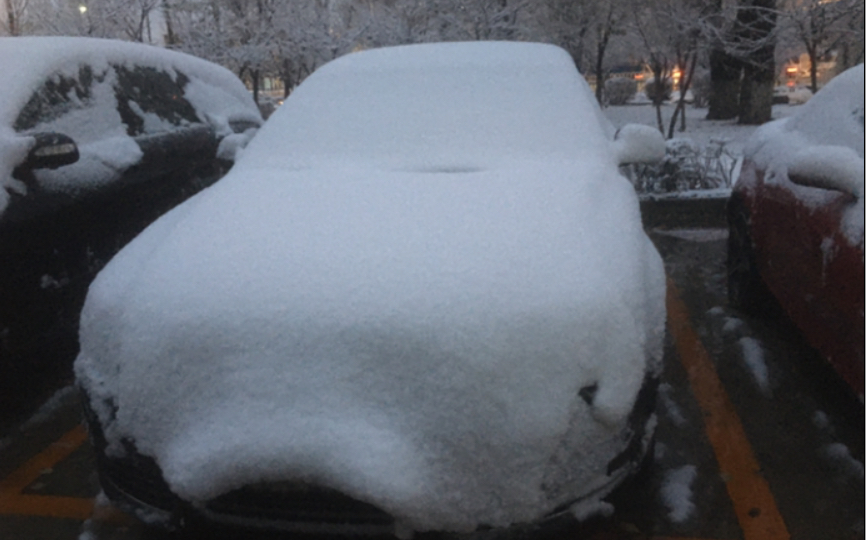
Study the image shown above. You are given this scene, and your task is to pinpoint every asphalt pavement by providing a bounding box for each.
[0,200,863,540]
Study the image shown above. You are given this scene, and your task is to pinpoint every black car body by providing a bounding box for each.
[0,37,262,408]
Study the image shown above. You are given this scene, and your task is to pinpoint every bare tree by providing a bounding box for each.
[701,0,779,124]
[631,0,708,137]
[2,0,28,35]
[366,0,449,45]
[542,0,594,72]
[735,0,776,124]
[587,1,630,105]
[443,0,528,41]
[539,0,632,104]
[782,0,863,92]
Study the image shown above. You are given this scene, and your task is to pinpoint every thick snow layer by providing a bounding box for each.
[743,64,864,246]
[0,36,260,215]
[241,44,616,172]
[76,42,666,533]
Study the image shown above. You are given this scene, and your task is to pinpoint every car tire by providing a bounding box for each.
[726,195,779,317]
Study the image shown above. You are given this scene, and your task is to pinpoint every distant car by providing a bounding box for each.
[0,37,262,405]
[728,64,864,398]
[77,42,666,536]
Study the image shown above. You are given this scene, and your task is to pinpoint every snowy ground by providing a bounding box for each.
[603,102,799,157]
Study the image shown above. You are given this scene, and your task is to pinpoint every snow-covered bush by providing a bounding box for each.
[624,137,738,193]
[644,77,672,104]
[788,87,813,105]
[605,77,637,105]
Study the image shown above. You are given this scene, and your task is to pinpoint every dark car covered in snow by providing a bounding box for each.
[77,42,667,537]
[0,37,262,407]
[727,64,864,398]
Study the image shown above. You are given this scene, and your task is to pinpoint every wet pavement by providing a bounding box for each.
[0,219,863,540]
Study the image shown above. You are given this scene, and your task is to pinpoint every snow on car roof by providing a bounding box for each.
[76,41,666,533]
[788,63,864,156]
[238,41,615,173]
[0,36,260,216]
[745,64,864,166]
[0,36,253,127]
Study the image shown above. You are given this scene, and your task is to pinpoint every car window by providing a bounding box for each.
[14,65,100,133]
[14,64,201,141]
[13,64,128,146]
[113,65,199,136]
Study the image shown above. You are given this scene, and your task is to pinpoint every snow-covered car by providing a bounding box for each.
[0,37,262,407]
[76,42,667,536]
[728,64,864,398]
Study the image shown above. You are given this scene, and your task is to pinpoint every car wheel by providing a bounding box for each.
[726,195,778,316]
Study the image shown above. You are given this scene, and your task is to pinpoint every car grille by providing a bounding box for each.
[205,482,394,527]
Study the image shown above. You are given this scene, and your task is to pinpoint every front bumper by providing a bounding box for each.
[81,371,658,536]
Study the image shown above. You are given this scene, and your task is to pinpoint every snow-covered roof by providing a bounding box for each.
[239,41,615,172]
[76,41,666,534]
[0,36,253,127]
[0,36,261,216]
[745,64,864,167]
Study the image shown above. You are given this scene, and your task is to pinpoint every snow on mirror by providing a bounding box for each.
[787,145,864,200]
[613,123,666,165]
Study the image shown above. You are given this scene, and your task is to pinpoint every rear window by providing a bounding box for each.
[114,65,199,136]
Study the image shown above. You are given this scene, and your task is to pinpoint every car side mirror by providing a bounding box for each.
[788,145,864,200]
[613,124,666,165]
[26,133,79,170]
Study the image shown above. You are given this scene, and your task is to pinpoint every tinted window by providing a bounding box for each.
[114,65,199,136]
[14,65,100,132]
[14,64,201,139]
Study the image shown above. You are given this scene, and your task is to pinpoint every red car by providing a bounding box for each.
[728,64,864,398]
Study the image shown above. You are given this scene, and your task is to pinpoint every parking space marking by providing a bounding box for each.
[0,423,94,520]
[667,280,790,540]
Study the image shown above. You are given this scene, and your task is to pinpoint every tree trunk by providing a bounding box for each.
[5,0,16,36]
[736,0,777,125]
[251,69,260,104]
[594,40,607,105]
[594,9,613,106]
[808,47,819,92]
[738,62,774,124]
[162,0,176,45]
[669,53,698,137]
[707,49,741,120]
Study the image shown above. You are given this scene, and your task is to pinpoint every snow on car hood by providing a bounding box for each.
[77,162,665,532]
[0,37,256,131]
[76,42,666,533]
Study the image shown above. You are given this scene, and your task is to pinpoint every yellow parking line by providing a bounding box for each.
[0,493,93,520]
[667,279,790,540]
[0,424,94,520]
